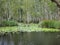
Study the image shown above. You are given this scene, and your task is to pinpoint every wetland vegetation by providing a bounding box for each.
[0,0,60,45]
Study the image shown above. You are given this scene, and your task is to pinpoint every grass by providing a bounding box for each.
[19,23,60,32]
[0,26,18,33]
[0,23,60,33]
[19,26,60,32]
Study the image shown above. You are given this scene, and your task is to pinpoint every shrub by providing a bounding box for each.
[38,20,59,29]
[0,20,18,27]
[54,21,60,29]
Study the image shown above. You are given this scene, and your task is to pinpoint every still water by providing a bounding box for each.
[0,32,60,45]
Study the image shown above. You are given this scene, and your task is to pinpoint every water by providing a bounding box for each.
[0,32,60,45]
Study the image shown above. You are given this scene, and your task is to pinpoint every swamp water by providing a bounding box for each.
[0,32,60,45]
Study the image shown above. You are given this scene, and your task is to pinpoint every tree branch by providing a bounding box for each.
[51,0,60,8]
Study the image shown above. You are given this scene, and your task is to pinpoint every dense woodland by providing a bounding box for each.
[0,0,60,23]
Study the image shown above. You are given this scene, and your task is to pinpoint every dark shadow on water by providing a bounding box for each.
[0,32,60,45]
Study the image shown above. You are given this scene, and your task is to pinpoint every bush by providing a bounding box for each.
[54,21,60,29]
[38,20,60,29]
[0,20,18,27]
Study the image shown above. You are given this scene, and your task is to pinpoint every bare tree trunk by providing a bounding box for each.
[26,11,31,24]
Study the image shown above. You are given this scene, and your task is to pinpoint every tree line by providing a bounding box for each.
[0,0,60,23]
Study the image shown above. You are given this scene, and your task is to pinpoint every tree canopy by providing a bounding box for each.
[0,0,60,23]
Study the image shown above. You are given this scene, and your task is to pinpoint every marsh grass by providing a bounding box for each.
[0,23,60,33]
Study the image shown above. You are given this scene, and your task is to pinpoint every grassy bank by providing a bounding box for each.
[0,26,18,33]
[0,23,60,33]
[19,26,60,32]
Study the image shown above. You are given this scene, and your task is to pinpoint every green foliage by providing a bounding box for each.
[19,23,59,32]
[54,21,60,29]
[0,21,18,27]
[39,20,55,28]
[0,23,59,33]
[0,0,58,23]
[39,20,60,29]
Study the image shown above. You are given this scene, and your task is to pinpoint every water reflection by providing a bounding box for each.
[0,32,60,45]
